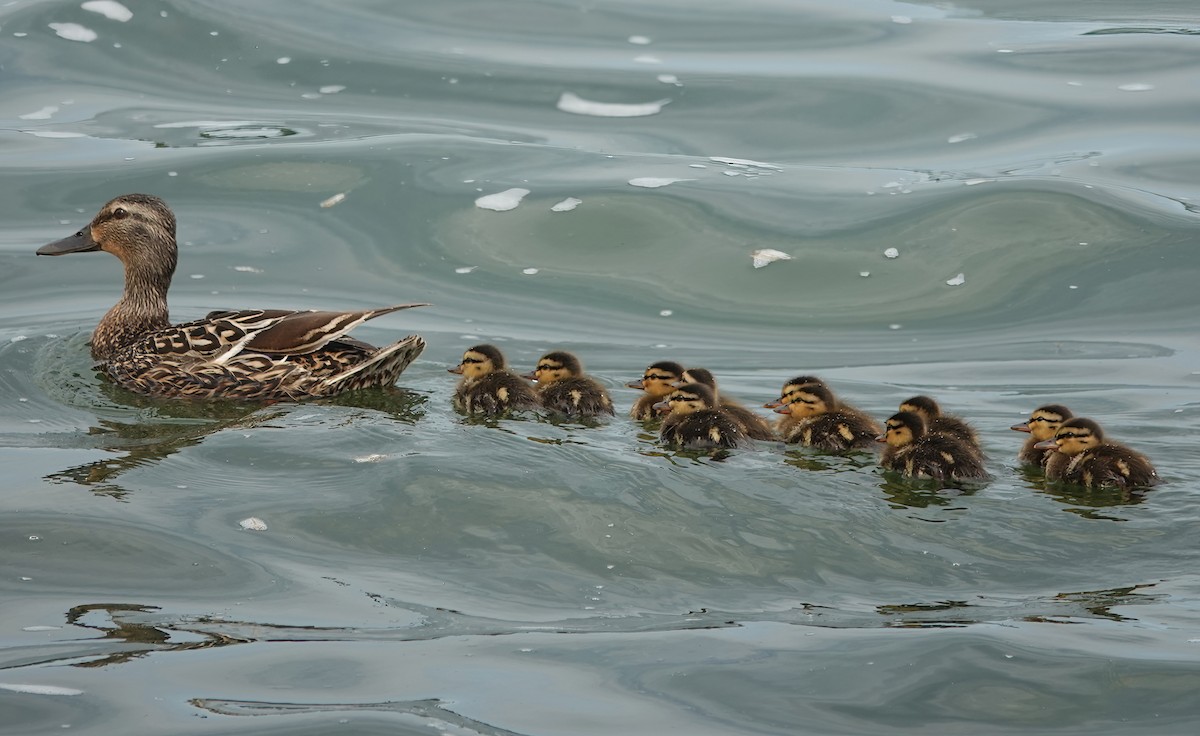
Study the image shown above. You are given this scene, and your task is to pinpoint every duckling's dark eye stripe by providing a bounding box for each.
[646,373,675,380]
[461,357,483,364]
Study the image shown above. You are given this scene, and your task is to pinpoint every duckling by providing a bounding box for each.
[35,194,427,400]
[522,350,613,418]
[877,411,988,482]
[678,367,775,440]
[898,395,981,450]
[449,344,540,416]
[1011,404,1074,467]
[626,360,685,420]
[763,375,827,409]
[654,383,749,450]
[1034,417,1157,488]
[773,383,880,451]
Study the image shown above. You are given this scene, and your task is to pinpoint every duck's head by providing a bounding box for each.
[523,350,582,384]
[652,382,716,416]
[773,383,834,418]
[1011,404,1073,441]
[678,367,716,389]
[37,194,177,279]
[765,375,825,408]
[449,344,506,379]
[898,395,941,421]
[1034,417,1103,456]
[877,411,925,448]
[626,360,684,397]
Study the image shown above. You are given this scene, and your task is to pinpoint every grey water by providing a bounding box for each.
[2,1,1200,734]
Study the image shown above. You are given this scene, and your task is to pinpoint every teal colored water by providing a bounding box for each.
[2,1,1199,734]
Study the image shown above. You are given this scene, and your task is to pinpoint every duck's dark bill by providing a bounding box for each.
[37,230,100,255]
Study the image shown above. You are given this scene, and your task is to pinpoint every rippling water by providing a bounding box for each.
[3,1,1200,734]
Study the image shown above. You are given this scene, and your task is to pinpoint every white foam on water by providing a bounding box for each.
[709,156,783,170]
[454,266,477,274]
[319,85,345,94]
[238,517,268,531]
[48,23,97,42]
[1118,83,1154,92]
[475,188,530,211]
[276,56,291,64]
[751,249,792,268]
[947,132,977,143]
[884,247,899,259]
[557,92,670,117]
[0,683,83,696]
[522,268,539,275]
[657,74,681,86]
[19,106,58,120]
[319,193,346,208]
[628,35,651,45]
[81,1,132,21]
[946,273,966,286]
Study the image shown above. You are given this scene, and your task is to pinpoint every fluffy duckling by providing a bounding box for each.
[877,411,988,482]
[1034,417,1158,488]
[626,360,685,420]
[763,375,827,409]
[522,351,613,418]
[1011,404,1074,467]
[654,383,749,450]
[678,367,776,440]
[449,344,540,416]
[773,383,880,451]
[898,395,981,450]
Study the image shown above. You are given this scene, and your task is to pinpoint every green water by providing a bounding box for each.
[2,1,1199,734]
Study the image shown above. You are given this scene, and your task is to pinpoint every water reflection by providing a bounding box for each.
[65,602,248,668]
[1016,465,1148,521]
[877,471,982,510]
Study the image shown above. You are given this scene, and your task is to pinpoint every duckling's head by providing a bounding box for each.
[449,344,506,379]
[627,360,684,397]
[898,395,941,421]
[765,375,825,408]
[653,382,717,416]
[37,194,177,279]
[525,350,583,383]
[1011,404,1074,441]
[773,383,835,418]
[877,411,925,448]
[679,367,717,389]
[1035,417,1103,456]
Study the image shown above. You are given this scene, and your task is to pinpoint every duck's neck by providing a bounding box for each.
[91,258,173,361]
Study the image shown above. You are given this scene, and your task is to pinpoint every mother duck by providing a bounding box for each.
[37,194,426,400]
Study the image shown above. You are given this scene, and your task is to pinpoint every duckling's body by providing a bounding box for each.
[1011,404,1074,467]
[36,194,426,400]
[450,344,540,416]
[1036,418,1157,489]
[680,367,775,440]
[656,383,749,450]
[878,411,988,482]
[627,361,684,420]
[899,395,981,451]
[523,351,613,418]
[773,384,879,451]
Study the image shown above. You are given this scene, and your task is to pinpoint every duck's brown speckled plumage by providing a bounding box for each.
[450,344,541,416]
[36,194,426,400]
[1036,417,1158,489]
[524,351,613,418]
[877,411,988,482]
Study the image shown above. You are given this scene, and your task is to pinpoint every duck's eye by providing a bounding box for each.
[112,207,129,219]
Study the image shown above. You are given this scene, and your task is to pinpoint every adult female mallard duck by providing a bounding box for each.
[654,382,749,450]
[36,194,427,400]
[678,367,775,440]
[898,395,981,451]
[626,360,684,420]
[1011,404,1074,467]
[521,350,613,418]
[1034,417,1158,488]
[449,344,541,416]
[772,383,879,451]
[877,411,988,482]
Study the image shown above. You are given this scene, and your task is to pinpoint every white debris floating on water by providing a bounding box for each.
[319,193,346,208]
[81,1,133,22]
[1117,83,1154,92]
[946,273,966,286]
[556,92,670,118]
[353,454,387,463]
[49,23,97,42]
[551,197,582,212]
[238,517,268,531]
[751,249,792,268]
[891,15,913,24]
[19,106,59,120]
[232,265,263,273]
[659,309,673,317]
[710,156,783,171]
[884,247,900,259]
[628,35,652,45]
[319,85,346,94]
[628,177,693,188]
[0,683,84,696]
[475,188,530,211]
[454,266,477,274]
[657,74,682,86]
[947,132,977,143]
[522,268,539,275]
